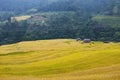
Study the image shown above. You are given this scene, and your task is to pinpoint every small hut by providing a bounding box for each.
[76,38,81,41]
[83,39,91,43]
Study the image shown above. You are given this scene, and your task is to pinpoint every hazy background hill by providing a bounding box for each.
[0,0,120,15]
[0,1,120,80]
[0,0,120,45]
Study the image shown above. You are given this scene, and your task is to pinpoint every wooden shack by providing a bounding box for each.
[76,38,81,41]
[83,39,91,43]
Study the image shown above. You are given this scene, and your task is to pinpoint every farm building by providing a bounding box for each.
[83,39,91,43]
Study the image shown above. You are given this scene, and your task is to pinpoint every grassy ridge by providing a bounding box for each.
[0,39,120,79]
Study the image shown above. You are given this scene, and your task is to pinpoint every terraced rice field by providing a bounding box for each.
[0,39,120,80]
[11,15,31,21]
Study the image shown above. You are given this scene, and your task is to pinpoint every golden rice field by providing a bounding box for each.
[0,39,120,80]
[11,15,31,21]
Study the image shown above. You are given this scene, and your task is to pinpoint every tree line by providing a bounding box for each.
[0,0,120,15]
[0,0,120,45]
[0,12,120,45]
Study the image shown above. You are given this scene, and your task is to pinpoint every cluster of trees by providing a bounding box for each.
[0,19,28,44]
[0,12,15,21]
[24,12,120,41]
[0,12,120,45]
[0,0,120,15]
[0,0,120,45]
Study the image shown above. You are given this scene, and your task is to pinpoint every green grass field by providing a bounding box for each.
[0,39,120,80]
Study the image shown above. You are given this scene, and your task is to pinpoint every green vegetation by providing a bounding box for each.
[0,0,120,45]
[0,39,120,80]
[93,15,120,28]
[1,12,120,45]
[0,0,120,79]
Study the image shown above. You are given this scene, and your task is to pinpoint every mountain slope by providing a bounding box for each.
[0,39,120,80]
[0,0,119,15]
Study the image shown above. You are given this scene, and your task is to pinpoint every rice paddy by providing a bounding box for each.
[0,39,120,80]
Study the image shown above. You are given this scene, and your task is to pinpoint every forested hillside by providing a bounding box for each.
[0,0,120,45]
[0,0,120,15]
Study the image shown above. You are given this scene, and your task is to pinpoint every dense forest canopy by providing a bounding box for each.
[0,0,120,15]
[0,0,120,45]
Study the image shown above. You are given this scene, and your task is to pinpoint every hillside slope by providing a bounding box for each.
[93,15,120,28]
[0,39,120,80]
